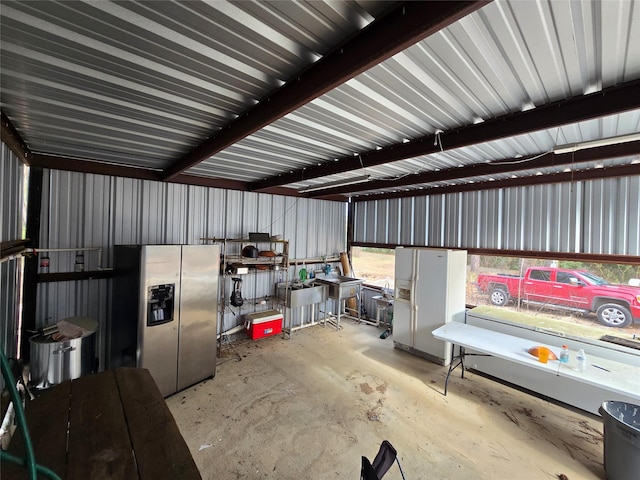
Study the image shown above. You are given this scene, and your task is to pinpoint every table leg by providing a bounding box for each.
[443,347,491,395]
[444,345,465,396]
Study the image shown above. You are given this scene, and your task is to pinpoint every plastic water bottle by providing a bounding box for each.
[576,349,587,373]
[559,345,570,363]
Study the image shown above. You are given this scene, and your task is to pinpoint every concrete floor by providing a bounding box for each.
[167,320,605,480]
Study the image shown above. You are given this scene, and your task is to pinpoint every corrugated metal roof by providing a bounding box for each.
[1,0,639,197]
[188,0,640,190]
[1,0,388,167]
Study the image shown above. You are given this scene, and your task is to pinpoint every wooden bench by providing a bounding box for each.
[2,368,201,480]
[432,322,640,408]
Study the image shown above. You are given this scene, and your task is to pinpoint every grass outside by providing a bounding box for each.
[351,248,395,288]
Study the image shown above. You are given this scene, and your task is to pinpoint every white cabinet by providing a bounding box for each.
[393,247,467,365]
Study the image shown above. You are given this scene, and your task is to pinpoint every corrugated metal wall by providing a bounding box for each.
[0,143,26,359]
[354,176,640,257]
[35,169,346,364]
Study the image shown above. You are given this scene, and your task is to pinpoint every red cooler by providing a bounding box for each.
[245,310,283,340]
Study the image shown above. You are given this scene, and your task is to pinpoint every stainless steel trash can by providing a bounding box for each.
[599,401,640,480]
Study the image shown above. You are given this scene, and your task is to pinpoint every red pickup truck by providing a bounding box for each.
[476,267,640,328]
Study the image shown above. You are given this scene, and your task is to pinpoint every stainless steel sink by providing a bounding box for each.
[372,295,393,308]
[277,282,327,308]
[315,276,363,300]
[316,275,362,285]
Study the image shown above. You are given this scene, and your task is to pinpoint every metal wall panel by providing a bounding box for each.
[240,191,260,237]
[140,181,167,245]
[185,185,208,244]
[502,188,524,251]
[112,177,142,245]
[354,176,640,257]
[33,168,346,365]
[582,177,640,256]
[375,200,389,245]
[428,195,446,247]
[306,199,320,257]
[279,196,298,257]
[398,197,414,245]
[1,144,26,359]
[353,200,368,244]
[443,193,461,248]
[413,197,429,245]
[165,182,189,244]
[386,198,401,245]
[461,191,481,249]
[224,189,244,240]
[292,199,310,260]
[620,176,640,255]
[38,170,115,364]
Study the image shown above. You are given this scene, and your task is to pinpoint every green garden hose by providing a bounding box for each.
[0,346,62,480]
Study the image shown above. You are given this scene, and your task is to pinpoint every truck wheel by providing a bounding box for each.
[596,303,633,327]
[490,288,509,306]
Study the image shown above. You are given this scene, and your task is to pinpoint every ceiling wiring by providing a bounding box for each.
[259,197,300,233]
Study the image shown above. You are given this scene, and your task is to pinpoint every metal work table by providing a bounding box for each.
[432,322,640,402]
[314,275,363,329]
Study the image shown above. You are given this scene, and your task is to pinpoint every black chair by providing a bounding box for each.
[360,440,406,480]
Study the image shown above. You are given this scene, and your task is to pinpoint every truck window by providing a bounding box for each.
[529,269,551,281]
[580,271,609,286]
[556,272,574,284]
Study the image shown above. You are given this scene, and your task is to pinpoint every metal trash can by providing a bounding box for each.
[599,401,640,480]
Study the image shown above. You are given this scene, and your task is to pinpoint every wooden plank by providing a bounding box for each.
[3,381,71,480]
[115,368,202,480]
[66,371,137,480]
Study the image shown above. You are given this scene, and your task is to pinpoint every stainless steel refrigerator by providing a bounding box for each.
[393,247,467,365]
[109,245,219,396]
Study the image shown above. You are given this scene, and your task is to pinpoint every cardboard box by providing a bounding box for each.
[245,309,283,340]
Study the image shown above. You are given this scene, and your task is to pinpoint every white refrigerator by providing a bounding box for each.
[393,247,467,365]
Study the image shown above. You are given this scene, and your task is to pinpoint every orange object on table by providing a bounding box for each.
[538,348,549,363]
[528,346,558,362]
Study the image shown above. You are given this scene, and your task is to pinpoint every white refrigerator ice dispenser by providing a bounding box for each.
[393,247,467,365]
[109,245,219,396]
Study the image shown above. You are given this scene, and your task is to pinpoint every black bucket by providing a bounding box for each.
[599,401,640,480]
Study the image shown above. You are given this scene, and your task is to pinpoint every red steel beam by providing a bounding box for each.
[163,1,488,181]
[252,79,640,191]
[349,242,640,266]
[348,163,640,202]
[305,140,640,197]
[29,154,163,181]
[28,153,305,197]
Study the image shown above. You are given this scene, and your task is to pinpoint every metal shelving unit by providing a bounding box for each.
[200,238,290,346]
